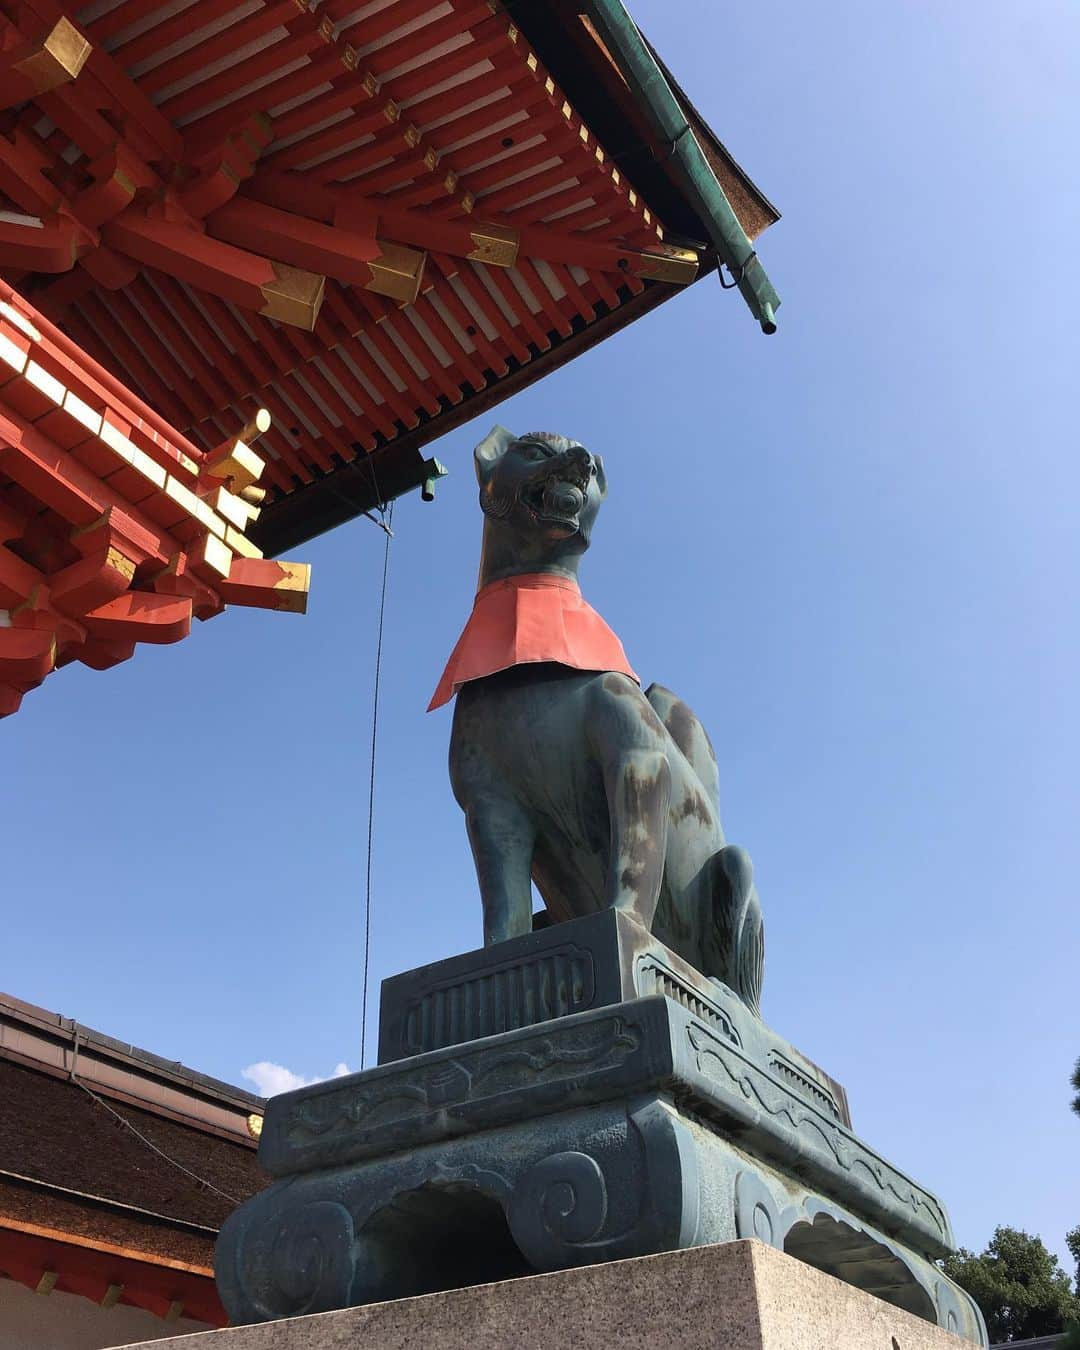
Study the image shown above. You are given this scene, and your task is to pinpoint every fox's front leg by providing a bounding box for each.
[603,749,671,928]
[464,793,536,945]
[451,699,535,946]
[589,674,672,930]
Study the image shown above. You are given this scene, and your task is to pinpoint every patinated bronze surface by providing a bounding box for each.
[446,426,765,1016]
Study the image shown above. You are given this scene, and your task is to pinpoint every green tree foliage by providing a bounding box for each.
[1069,1226,1080,1288]
[1072,1056,1080,1119]
[941,1226,1080,1342]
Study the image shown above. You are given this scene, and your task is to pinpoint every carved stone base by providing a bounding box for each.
[215,915,986,1346]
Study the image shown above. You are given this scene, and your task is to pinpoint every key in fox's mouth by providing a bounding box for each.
[521,474,585,529]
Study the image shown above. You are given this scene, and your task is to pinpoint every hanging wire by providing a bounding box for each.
[360,496,394,1069]
[68,1023,241,1205]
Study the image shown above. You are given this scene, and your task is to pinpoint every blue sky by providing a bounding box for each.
[5,0,1077,1268]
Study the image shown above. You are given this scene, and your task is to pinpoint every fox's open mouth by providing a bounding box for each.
[521,474,585,529]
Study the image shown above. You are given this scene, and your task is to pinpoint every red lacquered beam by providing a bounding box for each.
[251,332,351,468]
[187,290,279,392]
[206,198,387,291]
[126,276,236,413]
[514,258,573,338]
[84,591,192,645]
[2,278,204,464]
[138,1,314,99]
[109,0,241,70]
[309,334,395,443]
[261,65,381,147]
[303,303,400,437]
[63,302,191,432]
[377,167,460,211]
[480,265,551,353]
[252,429,304,491]
[355,292,463,407]
[104,213,310,322]
[278,333,375,453]
[264,98,400,174]
[451,112,568,181]
[9,0,181,160]
[33,79,132,162]
[162,26,339,129]
[434,253,529,365]
[239,170,664,281]
[388,28,507,105]
[340,0,435,45]
[361,4,494,79]
[0,541,41,608]
[181,47,354,150]
[262,374,348,470]
[0,216,84,272]
[406,60,524,132]
[218,557,310,612]
[83,1,153,42]
[79,290,210,426]
[318,141,439,195]
[321,288,422,430]
[303,127,420,184]
[426,258,509,377]
[347,298,441,418]
[412,292,486,392]
[0,124,71,217]
[152,274,262,409]
[421,83,547,159]
[479,164,581,217]
[0,405,182,553]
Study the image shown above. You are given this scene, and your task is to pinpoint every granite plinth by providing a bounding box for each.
[142,1240,976,1349]
[216,915,986,1345]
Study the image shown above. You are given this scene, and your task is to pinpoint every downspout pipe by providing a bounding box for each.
[582,0,780,333]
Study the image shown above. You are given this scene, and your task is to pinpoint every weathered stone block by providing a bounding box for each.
[132,1240,979,1349]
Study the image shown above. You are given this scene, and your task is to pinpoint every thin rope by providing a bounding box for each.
[360,497,393,1069]
[71,1074,241,1205]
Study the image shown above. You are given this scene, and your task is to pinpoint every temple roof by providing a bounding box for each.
[1,1,779,554]
[0,992,266,1326]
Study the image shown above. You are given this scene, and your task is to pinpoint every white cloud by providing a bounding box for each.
[242,1060,353,1097]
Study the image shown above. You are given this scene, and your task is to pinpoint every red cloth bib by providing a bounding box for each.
[428,572,638,711]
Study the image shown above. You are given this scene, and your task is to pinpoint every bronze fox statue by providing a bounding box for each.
[443,426,765,1015]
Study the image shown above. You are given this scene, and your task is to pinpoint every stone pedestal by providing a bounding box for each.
[214,913,986,1345]
[128,1240,976,1349]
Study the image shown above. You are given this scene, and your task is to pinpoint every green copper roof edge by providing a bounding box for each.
[581,0,781,333]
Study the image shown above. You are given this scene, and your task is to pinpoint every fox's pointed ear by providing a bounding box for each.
[593,453,607,498]
[474,425,515,484]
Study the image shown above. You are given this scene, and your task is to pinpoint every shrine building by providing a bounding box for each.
[0,0,778,718]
